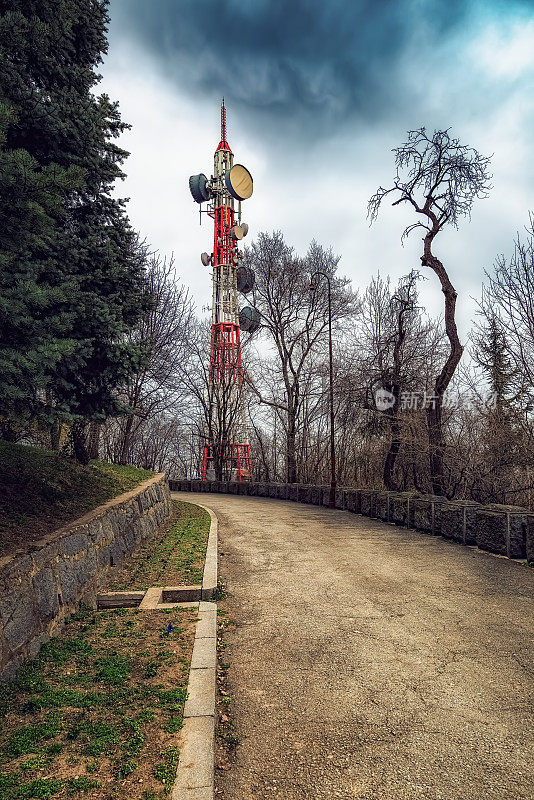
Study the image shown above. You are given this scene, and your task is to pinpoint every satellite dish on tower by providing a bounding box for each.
[189,173,211,203]
[237,266,255,294]
[226,164,253,201]
[239,306,261,333]
[200,252,211,266]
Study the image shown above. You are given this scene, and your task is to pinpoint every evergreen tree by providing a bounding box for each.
[0,82,83,427]
[472,311,516,410]
[0,1,153,458]
[471,311,523,503]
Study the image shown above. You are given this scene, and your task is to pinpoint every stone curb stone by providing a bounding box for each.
[183,667,216,718]
[191,637,217,670]
[139,586,162,609]
[172,716,215,795]
[196,611,217,640]
[173,788,212,800]
[172,596,217,800]
[174,499,217,601]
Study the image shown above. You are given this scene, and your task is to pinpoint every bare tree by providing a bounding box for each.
[103,253,194,465]
[478,215,534,396]
[467,220,534,505]
[242,232,357,483]
[335,272,444,491]
[368,128,492,495]
[358,273,445,489]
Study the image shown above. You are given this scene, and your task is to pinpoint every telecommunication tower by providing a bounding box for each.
[189,101,260,481]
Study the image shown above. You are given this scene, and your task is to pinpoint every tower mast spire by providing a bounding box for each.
[188,102,255,482]
[217,98,230,151]
[221,98,226,144]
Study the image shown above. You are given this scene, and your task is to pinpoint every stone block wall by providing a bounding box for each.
[0,474,171,682]
[441,501,479,545]
[527,517,534,563]
[474,505,528,559]
[360,490,377,518]
[170,479,534,564]
[375,492,391,522]
[390,493,416,527]
[411,496,441,535]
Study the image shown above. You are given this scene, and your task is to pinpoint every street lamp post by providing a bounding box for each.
[310,271,336,509]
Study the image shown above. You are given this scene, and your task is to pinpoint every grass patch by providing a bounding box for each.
[0,606,196,799]
[0,441,154,558]
[153,747,179,790]
[107,501,210,590]
[90,461,154,491]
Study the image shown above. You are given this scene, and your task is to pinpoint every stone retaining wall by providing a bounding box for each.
[169,480,534,564]
[0,474,171,681]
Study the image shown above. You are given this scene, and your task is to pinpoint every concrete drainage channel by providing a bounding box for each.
[97,502,218,800]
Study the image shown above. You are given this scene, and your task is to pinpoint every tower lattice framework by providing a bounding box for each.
[201,102,252,481]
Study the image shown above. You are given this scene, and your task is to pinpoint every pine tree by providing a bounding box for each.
[0,99,83,428]
[473,312,516,410]
[472,312,522,503]
[0,1,153,457]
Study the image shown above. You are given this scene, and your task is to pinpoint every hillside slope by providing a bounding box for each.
[0,442,154,558]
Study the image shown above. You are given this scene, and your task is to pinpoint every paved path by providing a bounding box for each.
[179,493,534,800]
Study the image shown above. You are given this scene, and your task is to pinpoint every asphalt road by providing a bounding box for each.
[179,492,534,800]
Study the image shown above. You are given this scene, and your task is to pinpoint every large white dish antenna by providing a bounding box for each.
[226,164,253,201]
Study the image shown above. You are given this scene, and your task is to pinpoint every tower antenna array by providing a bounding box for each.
[188,101,258,481]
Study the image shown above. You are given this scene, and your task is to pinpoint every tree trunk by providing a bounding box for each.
[0,420,19,442]
[383,411,401,490]
[252,424,270,482]
[426,400,444,495]
[45,389,61,451]
[50,421,62,452]
[286,410,297,484]
[71,421,90,465]
[422,235,464,496]
[119,415,134,465]
[87,422,101,461]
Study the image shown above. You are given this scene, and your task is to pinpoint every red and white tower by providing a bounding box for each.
[189,101,258,481]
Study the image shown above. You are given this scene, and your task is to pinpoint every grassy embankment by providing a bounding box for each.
[0,443,212,797]
[0,441,154,558]
[0,605,197,800]
[0,503,211,799]
[106,500,210,590]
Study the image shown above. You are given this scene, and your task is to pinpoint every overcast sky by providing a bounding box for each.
[100,0,534,336]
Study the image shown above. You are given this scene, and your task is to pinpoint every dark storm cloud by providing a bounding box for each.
[109,0,476,134]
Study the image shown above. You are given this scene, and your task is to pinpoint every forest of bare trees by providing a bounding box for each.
[16,129,534,510]
[90,216,533,510]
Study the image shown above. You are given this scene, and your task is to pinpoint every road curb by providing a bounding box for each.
[171,495,218,600]
[170,496,218,800]
[200,504,218,600]
[172,600,217,800]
